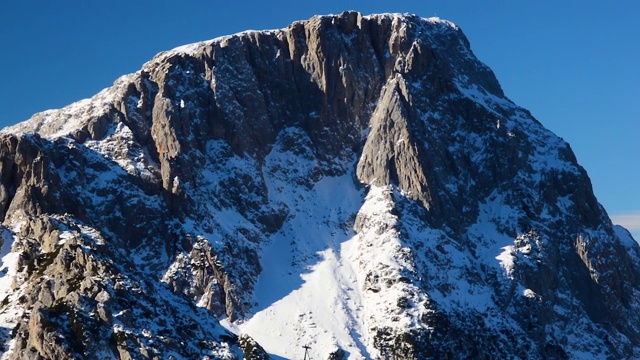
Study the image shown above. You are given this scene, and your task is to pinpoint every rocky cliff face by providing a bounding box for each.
[0,11,639,360]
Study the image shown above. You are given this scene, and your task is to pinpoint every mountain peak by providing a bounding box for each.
[0,12,638,359]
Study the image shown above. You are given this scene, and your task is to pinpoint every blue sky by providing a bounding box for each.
[0,1,638,239]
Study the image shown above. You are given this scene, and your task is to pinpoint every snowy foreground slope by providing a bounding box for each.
[1,11,640,360]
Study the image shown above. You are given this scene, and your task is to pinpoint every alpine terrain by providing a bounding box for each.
[0,11,639,360]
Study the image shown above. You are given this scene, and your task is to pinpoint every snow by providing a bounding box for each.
[237,138,368,358]
[223,108,605,357]
[0,229,25,359]
[0,252,19,304]
[84,121,158,179]
[454,79,514,115]
[1,73,135,140]
[523,288,537,299]
[614,225,640,265]
[237,143,434,358]
[239,240,367,359]
[228,126,442,358]
[496,245,516,278]
[57,230,74,245]
[237,180,419,359]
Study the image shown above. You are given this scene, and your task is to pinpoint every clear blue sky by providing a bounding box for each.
[1,1,638,239]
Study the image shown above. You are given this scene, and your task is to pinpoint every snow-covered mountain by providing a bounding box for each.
[1,11,639,359]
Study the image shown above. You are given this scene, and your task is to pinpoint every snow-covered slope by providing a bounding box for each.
[0,11,639,360]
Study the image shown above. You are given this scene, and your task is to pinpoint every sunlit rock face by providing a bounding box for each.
[0,11,639,360]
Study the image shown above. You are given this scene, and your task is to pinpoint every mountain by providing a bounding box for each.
[1,11,639,359]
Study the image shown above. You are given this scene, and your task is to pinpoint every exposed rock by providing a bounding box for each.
[327,347,346,360]
[238,334,269,360]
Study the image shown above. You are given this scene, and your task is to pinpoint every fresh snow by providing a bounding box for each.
[232,127,437,358]
[0,228,25,359]
[239,238,367,359]
[1,73,136,140]
[236,136,369,358]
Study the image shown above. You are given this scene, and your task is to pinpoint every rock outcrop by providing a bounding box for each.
[0,11,638,359]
